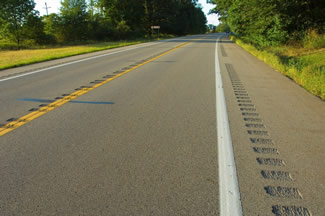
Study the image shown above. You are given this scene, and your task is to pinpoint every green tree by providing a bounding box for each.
[59,0,89,42]
[99,0,207,37]
[0,17,9,40]
[115,20,131,39]
[43,14,61,38]
[85,0,113,41]
[215,22,229,33]
[0,0,38,48]
[99,0,146,37]
[208,0,233,23]
[209,0,325,47]
[24,14,50,45]
[87,14,113,41]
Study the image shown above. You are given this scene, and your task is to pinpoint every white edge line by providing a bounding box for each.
[0,37,184,83]
[215,34,243,216]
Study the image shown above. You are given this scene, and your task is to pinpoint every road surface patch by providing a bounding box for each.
[272,205,311,216]
[28,108,39,112]
[242,112,259,116]
[236,93,249,96]
[253,147,279,154]
[103,75,115,79]
[0,41,191,137]
[240,108,256,112]
[245,123,265,128]
[237,99,253,103]
[256,158,285,166]
[220,45,228,57]
[90,80,106,84]
[250,138,274,144]
[247,130,269,136]
[261,170,292,181]
[264,186,302,199]
[244,117,262,122]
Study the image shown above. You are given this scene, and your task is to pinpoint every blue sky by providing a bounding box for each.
[35,0,219,26]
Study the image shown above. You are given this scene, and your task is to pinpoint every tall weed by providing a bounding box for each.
[232,36,325,100]
[303,30,325,49]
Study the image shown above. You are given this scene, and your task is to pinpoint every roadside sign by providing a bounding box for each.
[151,26,160,39]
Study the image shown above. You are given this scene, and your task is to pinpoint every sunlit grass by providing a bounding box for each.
[232,36,325,100]
[0,40,147,70]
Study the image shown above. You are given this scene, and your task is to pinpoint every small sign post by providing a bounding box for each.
[151,26,160,39]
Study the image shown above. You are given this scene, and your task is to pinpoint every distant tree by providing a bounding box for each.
[215,22,229,33]
[99,0,146,37]
[148,0,179,34]
[191,4,208,34]
[98,0,207,37]
[276,0,325,37]
[24,14,50,45]
[59,0,89,41]
[115,20,131,39]
[208,24,217,32]
[43,14,61,41]
[88,14,113,41]
[144,0,206,35]
[208,0,233,23]
[0,0,38,48]
[0,17,9,40]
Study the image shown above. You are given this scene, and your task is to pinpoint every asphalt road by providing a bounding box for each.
[0,34,324,215]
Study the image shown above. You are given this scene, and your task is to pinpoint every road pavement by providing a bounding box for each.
[0,34,324,215]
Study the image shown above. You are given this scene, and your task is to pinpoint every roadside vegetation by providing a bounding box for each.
[209,0,325,100]
[0,0,207,69]
[232,33,325,100]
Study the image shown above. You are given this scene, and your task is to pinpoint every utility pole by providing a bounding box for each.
[43,2,51,16]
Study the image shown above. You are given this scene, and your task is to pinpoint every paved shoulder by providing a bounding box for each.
[219,35,325,215]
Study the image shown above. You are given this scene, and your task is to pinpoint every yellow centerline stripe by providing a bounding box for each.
[0,41,192,137]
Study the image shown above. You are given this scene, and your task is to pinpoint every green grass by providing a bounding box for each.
[0,40,154,70]
[231,36,325,100]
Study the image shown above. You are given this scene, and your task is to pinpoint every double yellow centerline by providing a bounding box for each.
[0,41,192,137]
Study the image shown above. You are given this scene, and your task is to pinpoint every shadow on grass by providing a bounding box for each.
[277,54,306,71]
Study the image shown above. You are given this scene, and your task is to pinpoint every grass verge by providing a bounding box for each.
[0,40,151,70]
[231,36,325,100]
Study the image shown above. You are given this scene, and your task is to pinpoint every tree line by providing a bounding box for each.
[209,0,325,47]
[0,0,207,48]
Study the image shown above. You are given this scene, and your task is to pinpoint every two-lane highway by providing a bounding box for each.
[0,34,324,215]
[0,35,221,215]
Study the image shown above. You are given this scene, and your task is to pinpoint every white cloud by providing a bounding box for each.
[197,0,219,26]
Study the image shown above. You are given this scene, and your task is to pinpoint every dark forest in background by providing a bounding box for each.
[0,0,207,48]
[209,0,325,47]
